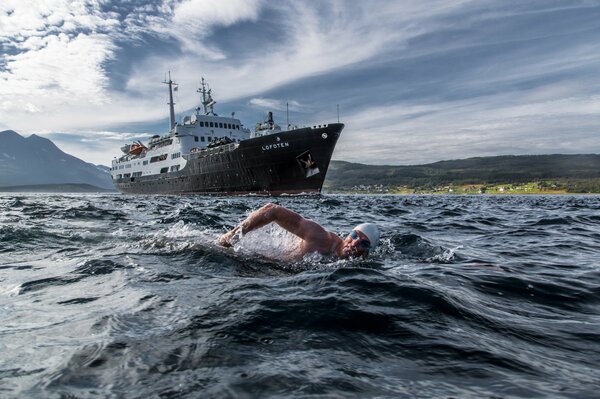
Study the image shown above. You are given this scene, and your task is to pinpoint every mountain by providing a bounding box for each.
[324,154,600,189]
[0,130,114,190]
[0,183,115,193]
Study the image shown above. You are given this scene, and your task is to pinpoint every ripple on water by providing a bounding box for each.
[1,193,600,398]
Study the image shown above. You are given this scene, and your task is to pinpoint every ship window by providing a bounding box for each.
[171,152,181,159]
[219,122,223,128]
[236,125,240,130]
[209,122,214,128]
[133,172,142,177]
[201,136,205,142]
[124,173,131,178]
[160,167,168,174]
[150,154,168,163]
[170,165,180,172]
[143,160,148,165]
[194,136,198,142]
[200,121,204,127]
[117,174,122,179]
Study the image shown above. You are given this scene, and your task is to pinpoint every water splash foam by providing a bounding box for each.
[232,223,303,261]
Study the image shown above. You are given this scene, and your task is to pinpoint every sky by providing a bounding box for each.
[1,0,600,166]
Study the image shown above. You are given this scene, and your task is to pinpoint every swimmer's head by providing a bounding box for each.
[354,223,380,248]
[342,223,380,257]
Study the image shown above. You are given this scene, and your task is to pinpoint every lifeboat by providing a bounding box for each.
[128,141,147,156]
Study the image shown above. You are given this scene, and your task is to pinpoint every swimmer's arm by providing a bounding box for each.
[218,203,326,246]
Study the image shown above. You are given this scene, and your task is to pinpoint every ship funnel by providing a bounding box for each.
[268,111,274,125]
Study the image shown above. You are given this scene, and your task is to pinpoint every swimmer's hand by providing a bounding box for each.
[218,236,231,247]
[218,232,233,247]
[218,226,241,247]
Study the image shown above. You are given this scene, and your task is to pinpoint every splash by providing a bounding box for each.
[138,221,208,251]
[163,220,201,238]
[231,223,304,261]
[425,245,463,263]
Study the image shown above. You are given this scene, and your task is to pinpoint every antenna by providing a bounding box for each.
[197,78,217,115]
[337,104,340,123]
[286,101,289,130]
[197,77,208,115]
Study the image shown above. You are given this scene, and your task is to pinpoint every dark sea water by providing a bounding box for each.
[1,194,599,398]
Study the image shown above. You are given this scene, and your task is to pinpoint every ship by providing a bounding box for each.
[111,74,343,195]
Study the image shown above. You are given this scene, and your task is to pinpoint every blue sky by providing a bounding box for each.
[1,0,600,165]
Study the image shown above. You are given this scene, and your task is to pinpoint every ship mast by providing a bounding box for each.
[197,77,216,115]
[163,71,177,130]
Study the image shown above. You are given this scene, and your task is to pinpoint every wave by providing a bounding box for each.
[388,232,462,263]
[3,193,600,398]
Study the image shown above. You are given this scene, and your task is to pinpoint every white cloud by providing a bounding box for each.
[1,0,599,165]
[0,0,122,126]
[36,130,153,165]
[169,0,263,56]
[0,33,116,113]
[124,1,471,112]
[0,0,486,127]
[335,92,600,165]
[248,98,302,111]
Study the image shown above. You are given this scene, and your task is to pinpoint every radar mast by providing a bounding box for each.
[197,77,216,115]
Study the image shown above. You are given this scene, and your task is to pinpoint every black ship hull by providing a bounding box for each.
[113,124,343,195]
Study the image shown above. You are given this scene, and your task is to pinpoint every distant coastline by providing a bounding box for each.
[324,155,600,194]
[2,132,599,195]
[0,183,117,193]
[1,183,596,195]
[327,181,597,195]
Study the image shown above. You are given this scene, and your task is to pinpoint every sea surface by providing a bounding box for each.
[0,194,599,398]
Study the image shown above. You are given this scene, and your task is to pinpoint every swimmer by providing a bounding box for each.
[218,203,379,258]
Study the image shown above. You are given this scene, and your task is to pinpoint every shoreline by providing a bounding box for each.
[326,181,600,195]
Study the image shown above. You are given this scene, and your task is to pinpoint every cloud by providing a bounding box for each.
[168,0,263,56]
[1,0,600,165]
[120,1,472,111]
[248,98,302,111]
[0,0,121,122]
[1,33,116,111]
[39,129,153,165]
[335,90,600,165]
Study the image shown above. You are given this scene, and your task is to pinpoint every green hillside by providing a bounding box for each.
[324,154,600,193]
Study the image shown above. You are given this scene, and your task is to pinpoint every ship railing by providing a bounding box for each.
[116,152,147,163]
[284,124,329,132]
[189,143,238,158]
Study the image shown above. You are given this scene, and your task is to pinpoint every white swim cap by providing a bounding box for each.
[354,223,380,248]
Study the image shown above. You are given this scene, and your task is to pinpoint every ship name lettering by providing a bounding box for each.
[262,142,290,151]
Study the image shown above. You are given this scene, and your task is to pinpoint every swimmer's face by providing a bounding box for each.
[342,229,371,257]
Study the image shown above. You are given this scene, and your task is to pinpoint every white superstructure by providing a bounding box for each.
[111,75,251,180]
